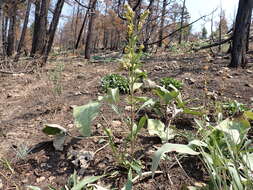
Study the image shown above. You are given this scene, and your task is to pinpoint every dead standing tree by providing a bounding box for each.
[42,0,65,64]
[229,0,253,68]
[84,0,97,59]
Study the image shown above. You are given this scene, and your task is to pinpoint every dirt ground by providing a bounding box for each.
[0,50,253,189]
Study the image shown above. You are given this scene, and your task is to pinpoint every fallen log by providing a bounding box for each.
[193,37,232,52]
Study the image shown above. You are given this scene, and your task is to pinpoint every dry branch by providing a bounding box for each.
[193,37,232,52]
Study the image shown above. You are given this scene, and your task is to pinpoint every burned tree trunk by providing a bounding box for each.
[229,0,253,68]
[246,13,252,52]
[158,0,166,47]
[37,0,49,54]
[30,0,41,56]
[42,0,64,64]
[31,0,49,56]
[178,0,186,44]
[85,0,97,59]
[6,4,17,56]
[16,0,32,56]
[75,4,90,49]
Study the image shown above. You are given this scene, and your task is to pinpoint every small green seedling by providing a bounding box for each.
[160,77,183,90]
[101,74,129,94]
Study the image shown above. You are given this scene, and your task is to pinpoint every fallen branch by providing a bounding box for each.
[147,9,217,46]
[193,37,232,52]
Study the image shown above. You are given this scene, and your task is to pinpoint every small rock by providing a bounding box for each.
[68,124,74,128]
[185,77,195,85]
[77,75,86,79]
[96,123,102,128]
[125,106,131,112]
[6,93,12,98]
[49,176,55,182]
[246,69,253,74]
[226,74,233,79]
[245,83,253,88]
[154,65,162,71]
[206,91,218,100]
[22,178,28,184]
[36,176,46,183]
[111,120,122,127]
[70,105,77,109]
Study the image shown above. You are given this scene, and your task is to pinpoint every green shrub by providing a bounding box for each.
[160,77,183,90]
[101,74,129,94]
[222,100,248,116]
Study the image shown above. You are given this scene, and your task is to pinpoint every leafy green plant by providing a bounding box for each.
[160,77,183,90]
[49,63,64,96]
[151,105,253,189]
[192,111,253,190]
[222,100,248,116]
[27,171,104,190]
[72,5,149,188]
[101,74,129,94]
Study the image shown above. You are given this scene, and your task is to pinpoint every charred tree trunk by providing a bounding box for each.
[229,0,253,68]
[218,7,222,52]
[30,0,41,56]
[179,0,186,44]
[16,0,31,57]
[6,4,17,56]
[158,0,166,47]
[75,4,90,49]
[37,0,49,54]
[0,7,3,56]
[2,16,8,56]
[246,13,252,52]
[85,0,97,59]
[42,0,65,64]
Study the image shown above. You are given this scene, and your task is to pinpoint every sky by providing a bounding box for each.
[186,0,239,34]
[60,0,239,34]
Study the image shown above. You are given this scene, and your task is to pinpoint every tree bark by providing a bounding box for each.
[42,0,65,64]
[30,0,41,56]
[246,13,252,52]
[158,0,166,47]
[85,0,97,59]
[179,0,186,44]
[75,2,90,49]
[229,0,253,68]
[6,4,17,56]
[16,0,31,56]
[37,0,49,54]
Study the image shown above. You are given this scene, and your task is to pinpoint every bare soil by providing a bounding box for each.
[0,50,252,190]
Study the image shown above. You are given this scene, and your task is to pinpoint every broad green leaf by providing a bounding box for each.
[73,102,100,137]
[71,175,104,190]
[188,140,207,147]
[147,119,175,142]
[243,153,253,170]
[215,118,251,144]
[244,111,253,120]
[128,115,146,140]
[227,165,243,190]
[122,169,132,190]
[133,83,143,91]
[42,124,67,135]
[183,108,203,116]
[138,98,156,112]
[151,143,199,177]
[26,186,42,190]
[154,86,179,104]
[107,88,120,104]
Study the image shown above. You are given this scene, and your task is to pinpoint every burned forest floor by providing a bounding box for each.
[0,49,253,190]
